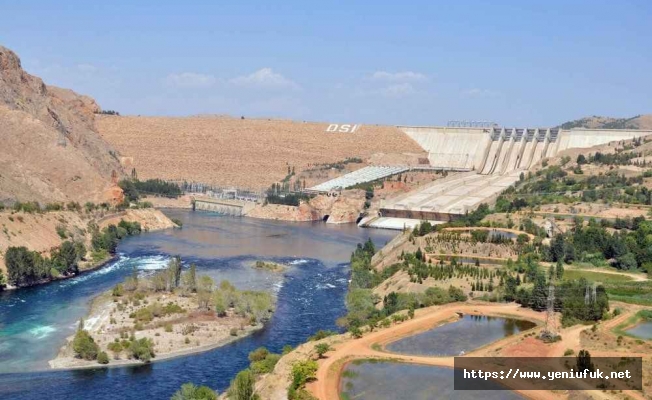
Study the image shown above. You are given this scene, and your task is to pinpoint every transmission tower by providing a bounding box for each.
[540,268,562,341]
[541,281,558,338]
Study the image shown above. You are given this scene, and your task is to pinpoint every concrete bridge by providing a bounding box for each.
[192,197,256,216]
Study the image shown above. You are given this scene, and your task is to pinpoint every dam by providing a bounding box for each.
[372,126,652,224]
[192,197,255,216]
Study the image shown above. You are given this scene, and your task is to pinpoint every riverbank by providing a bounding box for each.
[0,208,177,291]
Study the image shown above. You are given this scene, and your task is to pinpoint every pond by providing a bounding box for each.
[386,315,535,356]
[340,360,524,400]
[626,321,652,340]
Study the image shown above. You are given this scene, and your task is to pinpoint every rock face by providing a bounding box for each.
[245,190,365,223]
[0,45,124,204]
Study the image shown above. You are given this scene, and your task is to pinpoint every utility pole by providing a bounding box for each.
[540,276,558,341]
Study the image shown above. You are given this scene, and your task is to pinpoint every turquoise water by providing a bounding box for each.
[0,210,396,399]
[386,315,535,356]
[340,361,523,399]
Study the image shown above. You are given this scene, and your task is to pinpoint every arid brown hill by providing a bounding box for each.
[559,114,652,130]
[97,116,426,189]
[0,45,123,204]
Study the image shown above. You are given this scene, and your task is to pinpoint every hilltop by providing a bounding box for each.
[559,114,652,130]
[0,45,123,204]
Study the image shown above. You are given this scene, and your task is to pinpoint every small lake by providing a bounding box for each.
[340,361,523,400]
[386,315,535,356]
[626,321,652,339]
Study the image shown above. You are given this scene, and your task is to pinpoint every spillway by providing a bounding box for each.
[379,125,652,226]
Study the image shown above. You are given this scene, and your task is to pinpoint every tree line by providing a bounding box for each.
[119,178,183,202]
[5,241,86,286]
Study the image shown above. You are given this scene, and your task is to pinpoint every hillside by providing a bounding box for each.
[559,114,652,130]
[96,116,426,190]
[0,45,124,204]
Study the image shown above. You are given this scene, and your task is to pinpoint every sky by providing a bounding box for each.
[1,0,651,126]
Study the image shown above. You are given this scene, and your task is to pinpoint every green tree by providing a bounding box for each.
[166,256,182,291]
[555,260,564,280]
[171,383,218,400]
[129,338,155,363]
[290,360,318,392]
[197,275,214,310]
[248,347,269,363]
[0,268,6,290]
[182,263,197,293]
[213,291,227,317]
[228,369,259,400]
[97,351,109,364]
[314,343,331,359]
[72,329,100,360]
[530,273,548,311]
[350,326,363,338]
[448,285,468,302]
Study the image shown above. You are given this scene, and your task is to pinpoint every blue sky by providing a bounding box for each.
[1,1,650,126]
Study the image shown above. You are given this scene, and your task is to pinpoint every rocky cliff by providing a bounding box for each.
[0,45,124,204]
[245,190,366,223]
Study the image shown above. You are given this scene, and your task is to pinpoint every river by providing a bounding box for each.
[0,209,396,399]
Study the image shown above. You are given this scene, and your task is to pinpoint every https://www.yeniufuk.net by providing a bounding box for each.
[462,368,633,381]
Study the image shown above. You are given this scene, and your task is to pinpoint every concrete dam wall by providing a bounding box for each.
[400,126,650,175]
[376,126,652,223]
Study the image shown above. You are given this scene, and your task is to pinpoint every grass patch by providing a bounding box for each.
[563,270,634,284]
[603,281,652,306]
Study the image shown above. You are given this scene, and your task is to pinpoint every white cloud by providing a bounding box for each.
[378,83,416,98]
[368,71,427,82]
[165,72,217,88]
[461,88,501,98]
[229,68,300,90]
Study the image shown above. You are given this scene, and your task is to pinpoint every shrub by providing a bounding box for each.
[288,360,318,399]
[128,338,155,362]
[248,347,269,363]
[171,383,218,400]
[112,284,124,297]
[250,353,281,375]
[308,330,337,342]
[97,351,109,364]
[314,343,331,359]
[227,369,259,400]
[350,326,363,338]
[72,329,99,360]
[56,225,67,239]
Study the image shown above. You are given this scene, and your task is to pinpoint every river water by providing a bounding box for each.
[0,210,396,399]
